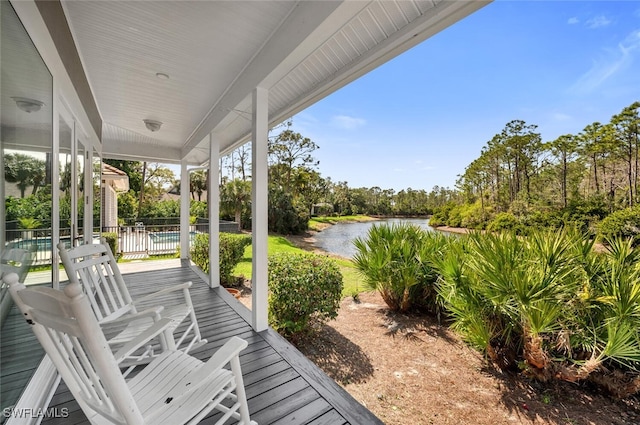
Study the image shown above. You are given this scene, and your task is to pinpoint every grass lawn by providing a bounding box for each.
[233,235,364,297]
[308,215,376,231]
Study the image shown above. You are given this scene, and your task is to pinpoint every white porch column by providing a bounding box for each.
[180,160,190,260]
[208,133,220,288]
[251,87,269,332]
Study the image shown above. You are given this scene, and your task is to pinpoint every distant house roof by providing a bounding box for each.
[102,163,129,192]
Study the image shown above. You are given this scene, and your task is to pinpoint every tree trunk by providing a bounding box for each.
[628,141,634,207]
[235,208,242,231]
[562,154,568,208]
[137,161,147,218]
[592,154,600,194]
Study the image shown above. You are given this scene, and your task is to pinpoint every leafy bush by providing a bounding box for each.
[353,223,446,313]
[523,209,564,230]
[190,233,251,284]
[219,233,251,283]
[487,212,520,233]
[102,232,119,256]
[446,205,463,227]
[268,253,343,337]
[458,202,490,230]
[429,202,458,227]
[598,206,640,245]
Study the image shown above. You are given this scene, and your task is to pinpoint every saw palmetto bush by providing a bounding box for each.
[352,222,446,313]
[435,229,640,398]
[570,237,640,397]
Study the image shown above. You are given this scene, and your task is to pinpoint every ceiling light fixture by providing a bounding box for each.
[11,97,44,113]
[143,119,163,132]
[155,72,170,80]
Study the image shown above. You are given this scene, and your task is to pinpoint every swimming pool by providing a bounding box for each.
[148,231,196,244]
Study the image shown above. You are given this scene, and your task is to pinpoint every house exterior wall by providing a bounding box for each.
[101,184,118,228]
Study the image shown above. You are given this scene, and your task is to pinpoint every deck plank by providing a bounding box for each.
[27,263,381,425]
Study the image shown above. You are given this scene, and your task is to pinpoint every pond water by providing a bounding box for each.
[313,217,437,258]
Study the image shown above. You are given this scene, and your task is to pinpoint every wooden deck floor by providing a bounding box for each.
[40,262,382,425]
[0,299,45,414]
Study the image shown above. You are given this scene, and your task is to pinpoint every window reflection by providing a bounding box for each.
[1,0,53,416]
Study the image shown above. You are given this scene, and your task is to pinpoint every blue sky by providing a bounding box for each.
[290,0,640,192]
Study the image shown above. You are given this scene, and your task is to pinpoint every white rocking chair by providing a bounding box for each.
[1,246,36,325]
[5,273,256,425]
[57,240,206,365]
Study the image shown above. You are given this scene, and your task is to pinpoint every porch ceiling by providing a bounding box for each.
[62,0,489,165]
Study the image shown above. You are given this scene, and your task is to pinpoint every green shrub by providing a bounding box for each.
[220,233,251,283]
[190,233,251,284]
[447,205,463,227]
[487,212,521,233]
[598,206,640,245]
[429,202,458,227]
[268,252,343,337]
[458,202,490,230]
[102,232,119,255]
[353,222,446,313]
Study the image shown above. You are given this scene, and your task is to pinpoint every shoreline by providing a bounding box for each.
[290,216,443,259]
[431,225,472,235]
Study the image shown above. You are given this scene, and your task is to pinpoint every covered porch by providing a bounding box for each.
[1,0,491,422]
[39,260,382,425]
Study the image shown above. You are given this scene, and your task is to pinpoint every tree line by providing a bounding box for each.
[431,101,640,234]
[220,121,459,233]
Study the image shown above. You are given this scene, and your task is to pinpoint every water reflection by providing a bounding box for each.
[313,218,436,258]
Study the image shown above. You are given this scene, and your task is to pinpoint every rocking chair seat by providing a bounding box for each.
[5,273,257,425]
[58,240,206,363]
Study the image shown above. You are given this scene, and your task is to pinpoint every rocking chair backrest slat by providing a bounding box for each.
[58,241,134,322]
[8,276,145,425]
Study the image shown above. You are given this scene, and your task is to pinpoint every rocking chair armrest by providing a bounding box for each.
[198,336,248,376]
[102,306,164,326]
[133,281,193,305]
[113,318,174,364]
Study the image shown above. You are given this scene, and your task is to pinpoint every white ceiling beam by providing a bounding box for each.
[102,139,182,163]
[180,0,344,158]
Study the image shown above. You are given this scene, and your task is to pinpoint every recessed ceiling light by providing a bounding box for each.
[155,72,170,80]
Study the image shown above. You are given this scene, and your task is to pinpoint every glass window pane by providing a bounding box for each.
[1,0,53,414]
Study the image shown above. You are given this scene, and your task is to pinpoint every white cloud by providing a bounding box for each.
[571,28,640,93]
[567,17,579,25]
[294,112,319,126]
[586,15,612,29]
[553,112,572,121]
[331,115,366,130]
[413,159,435,171]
